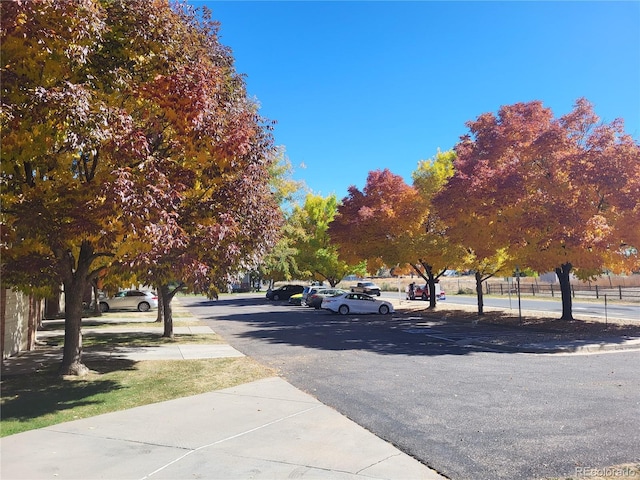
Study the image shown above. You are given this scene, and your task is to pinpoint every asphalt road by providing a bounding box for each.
[381,292,640,322]
[181,294,640,480]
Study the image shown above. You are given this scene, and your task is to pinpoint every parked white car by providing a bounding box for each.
[321,292,394,315]
[99,290,158,312]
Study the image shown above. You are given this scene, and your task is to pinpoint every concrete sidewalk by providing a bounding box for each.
[0,377,446,480]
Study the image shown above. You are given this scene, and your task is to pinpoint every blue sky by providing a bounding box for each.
[198,1,640,200]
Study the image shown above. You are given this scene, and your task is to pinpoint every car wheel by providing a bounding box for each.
[338,305,349,315]
[138,302,150,312]
[273,294,280,301]
[379,305,390,315]
[99,302,109,313]
[421,293,428,301]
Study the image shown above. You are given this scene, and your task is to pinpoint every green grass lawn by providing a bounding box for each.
[1,357,274,437]
[1,309,274,438]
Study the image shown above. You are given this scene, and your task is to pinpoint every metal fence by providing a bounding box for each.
[485,282,640,302]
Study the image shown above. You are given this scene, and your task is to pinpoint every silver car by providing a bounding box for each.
[99,290,158,312]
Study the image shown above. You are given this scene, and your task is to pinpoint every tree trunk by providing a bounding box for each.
[160,284,174,338]
[1,288,6,360]
[58,241,94,376]
[475,271,484,316]
[156,285,164,323]
[555,263,574,321]
[160,283,185,338]
[413,260,446,309]
[425,267,437,309]
[91,281,101,316]
[61,283,88,375]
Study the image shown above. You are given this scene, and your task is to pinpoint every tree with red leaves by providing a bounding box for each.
[106,5,281,337]
[434,99,639,319]
[329,169,423,273]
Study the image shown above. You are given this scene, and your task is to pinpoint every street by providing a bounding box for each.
[181,294,640,480]
[381,292,640,323]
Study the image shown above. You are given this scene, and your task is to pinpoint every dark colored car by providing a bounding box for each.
[266,284,304,301]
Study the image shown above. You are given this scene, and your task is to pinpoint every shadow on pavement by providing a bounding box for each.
[184,295,640,356]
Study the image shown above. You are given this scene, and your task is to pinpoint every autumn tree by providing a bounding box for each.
[2,0,137,375]
[410,150,462,308]
[434,99,639,319]
[430,151,515,315]
[1,1,279,371]
[329,169,428,284]
[104,5,282,336]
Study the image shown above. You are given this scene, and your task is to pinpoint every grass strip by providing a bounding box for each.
[40,332,225,348]
[1,357,274,437]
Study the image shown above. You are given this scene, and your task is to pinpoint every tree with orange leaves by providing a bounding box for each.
[434,99,639,319]
[329,169,423,273]
[1,1,280,373]
[329,168,457,308]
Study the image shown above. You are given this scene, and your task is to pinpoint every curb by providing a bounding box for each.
[467,338,640,354]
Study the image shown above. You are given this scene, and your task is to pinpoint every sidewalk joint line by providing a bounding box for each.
[355,452,402,475]
[139,405,322,480]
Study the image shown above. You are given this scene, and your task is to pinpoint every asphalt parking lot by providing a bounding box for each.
[182,294,640,480]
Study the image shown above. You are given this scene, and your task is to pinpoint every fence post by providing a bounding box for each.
[531,284,535,296]
[595,285,599,299]
[550,284,554,297]
[619,286,622,300]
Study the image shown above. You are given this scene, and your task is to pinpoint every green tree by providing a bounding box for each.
[256,149,306,286]
[290,193,354,287]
